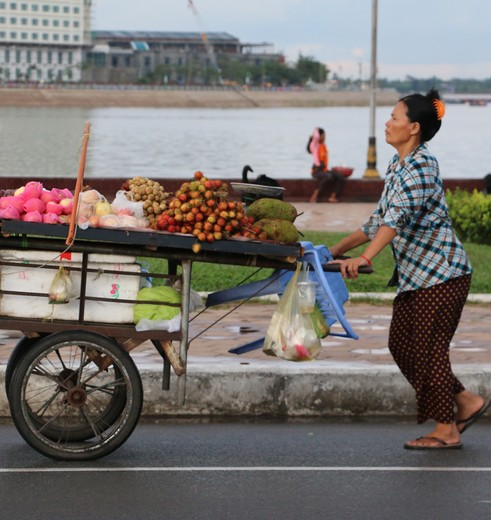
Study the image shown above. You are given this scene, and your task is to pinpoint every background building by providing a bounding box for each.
[0,1,282,85]
[84,31,281,85]
[0,0,91,82]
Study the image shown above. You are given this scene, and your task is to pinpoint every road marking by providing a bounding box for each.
[2,466,491,473]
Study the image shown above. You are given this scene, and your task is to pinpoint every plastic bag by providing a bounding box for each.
[133,286,181,323]
[48,266,73,304]
[263,263,322,361]
[111,190,144,219]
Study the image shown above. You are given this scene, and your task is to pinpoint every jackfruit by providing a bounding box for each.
[246,198,297,222]
[255,218,299,243]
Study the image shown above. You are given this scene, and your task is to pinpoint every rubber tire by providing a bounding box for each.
[8,330,143,461]
[5,336,41,399]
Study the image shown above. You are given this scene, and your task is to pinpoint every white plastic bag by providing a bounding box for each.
[111,190,144,218]
[263,263,321,361]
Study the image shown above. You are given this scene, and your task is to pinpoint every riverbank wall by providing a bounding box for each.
[0,86,400,109]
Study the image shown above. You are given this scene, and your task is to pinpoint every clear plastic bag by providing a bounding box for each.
[48,266,73,304]
[263,263,322,361]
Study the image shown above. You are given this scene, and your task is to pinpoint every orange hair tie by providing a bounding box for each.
[433,98,446,120]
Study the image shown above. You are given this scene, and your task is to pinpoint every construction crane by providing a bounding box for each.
[187,0,222,83]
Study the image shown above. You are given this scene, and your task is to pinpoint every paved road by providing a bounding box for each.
[1,419,491,520]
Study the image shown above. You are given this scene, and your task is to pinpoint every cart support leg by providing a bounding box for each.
[177,259,192,405]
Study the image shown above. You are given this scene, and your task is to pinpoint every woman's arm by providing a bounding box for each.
[330,225,396,279]
[329,229,370,258]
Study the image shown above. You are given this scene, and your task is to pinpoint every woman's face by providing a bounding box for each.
[385,101,418,149]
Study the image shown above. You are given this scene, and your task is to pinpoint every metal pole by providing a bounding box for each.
[363,0,380,178]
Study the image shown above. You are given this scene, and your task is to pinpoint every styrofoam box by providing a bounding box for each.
[0,250,138,264]
[0,251,142,323]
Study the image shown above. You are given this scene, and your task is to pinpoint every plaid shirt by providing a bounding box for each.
[361,143,472,293]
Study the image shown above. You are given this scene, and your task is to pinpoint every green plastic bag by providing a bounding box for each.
[133,286,181,323]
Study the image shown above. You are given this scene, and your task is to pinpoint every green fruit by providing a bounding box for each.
[255,218,299,243]
[246,198,297,222]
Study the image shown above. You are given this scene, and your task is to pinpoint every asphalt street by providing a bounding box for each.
[1,419,491,520]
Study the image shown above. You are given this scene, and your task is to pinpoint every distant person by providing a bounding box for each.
[484,173,491,195]
[307,127,344,203]
[328,89,488,450]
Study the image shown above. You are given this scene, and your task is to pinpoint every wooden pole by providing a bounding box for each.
[66,121,91,245]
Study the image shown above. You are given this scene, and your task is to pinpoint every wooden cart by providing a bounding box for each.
[0,219,302,461]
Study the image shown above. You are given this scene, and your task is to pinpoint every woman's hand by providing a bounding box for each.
[328,256,370,279]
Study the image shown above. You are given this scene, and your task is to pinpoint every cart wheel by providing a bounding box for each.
[5,336,42,399]
[8,330,143,461]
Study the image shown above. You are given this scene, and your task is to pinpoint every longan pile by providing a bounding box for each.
[124,176,170,227]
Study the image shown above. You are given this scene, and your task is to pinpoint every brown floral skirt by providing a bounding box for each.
[388,274,472,424]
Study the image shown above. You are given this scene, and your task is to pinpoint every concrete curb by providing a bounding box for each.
[3,362,491,419]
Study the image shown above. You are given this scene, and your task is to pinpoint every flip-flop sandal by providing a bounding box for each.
[404,436,463,450]
[457,400,491,434]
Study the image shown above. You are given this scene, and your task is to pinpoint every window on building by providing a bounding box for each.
[31,3,38,10]
[16,68,22,80]
[68,51,72,64]
[63,6,69,13]
[20,31,27,39]
[42,5,49,12]
[111,56,118,67]
[20,16,27,24]
[0,16,5,23]
[37,49,42,62]
[10,2,17,9]
[36,69,41,80]
[5,48,9,61]
[52,19,59,27]
[63,20,68,27]
[32,18,38,25]
[20,2,27,9]
[47,69,52,80]
[57,70,62,81]
[47,50,51,63]
[10,31,16,38]
[52,33,58,40]
[10,17,17,23]
[42,32,48,40]
[42,19,48,26]
[125,56,131,66]
[32,32,38,39]
[0,31,5,37]
[73,21,79,27]
[52,5,58,12]
[0,2,5,8]
[15,49,20,62]
[63,34,68,41]
[26,49,30,62]
[73,7,79,13]
[73,34,79,41]
[58,51,62,64]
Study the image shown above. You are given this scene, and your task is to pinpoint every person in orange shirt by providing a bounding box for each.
[307,127,345,203]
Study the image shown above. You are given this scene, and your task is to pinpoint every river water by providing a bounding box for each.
[0,104,489,182]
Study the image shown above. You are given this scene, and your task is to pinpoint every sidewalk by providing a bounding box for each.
[1,203,490,419]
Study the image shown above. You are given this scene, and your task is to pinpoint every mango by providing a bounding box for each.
[246,198,297,222]
[255,218,299,243]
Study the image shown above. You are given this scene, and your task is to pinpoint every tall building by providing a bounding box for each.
[0,0,91,82]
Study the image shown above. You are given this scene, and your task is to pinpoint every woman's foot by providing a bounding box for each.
[327,196,339,203]
[404,423,462,450]
[455,391,488,433]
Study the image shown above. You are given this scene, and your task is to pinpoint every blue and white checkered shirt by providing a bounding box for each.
[361,143,472,293]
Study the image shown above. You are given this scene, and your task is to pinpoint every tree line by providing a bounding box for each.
[140,54,491,93]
